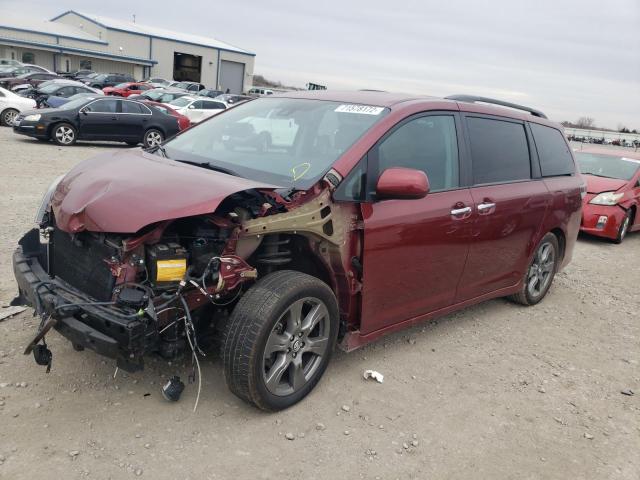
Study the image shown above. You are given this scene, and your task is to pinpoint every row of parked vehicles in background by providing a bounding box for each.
[0,62,260,146]
[568,134,639,148]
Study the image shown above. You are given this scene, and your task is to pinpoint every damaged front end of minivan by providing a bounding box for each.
[12,150,362,377]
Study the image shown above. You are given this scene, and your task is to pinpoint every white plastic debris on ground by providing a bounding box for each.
[363,370,384,383]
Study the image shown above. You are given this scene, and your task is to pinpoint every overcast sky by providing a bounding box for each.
[3,0,639,128]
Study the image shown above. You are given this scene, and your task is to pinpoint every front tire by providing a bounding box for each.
[143,128,163,148]
[222,271,339,411]
[51,123,76,146]
[1,108,18,126]
[614,210,632,244]
[509,232,559,306]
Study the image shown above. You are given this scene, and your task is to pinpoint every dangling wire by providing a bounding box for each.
[179,295,203,412]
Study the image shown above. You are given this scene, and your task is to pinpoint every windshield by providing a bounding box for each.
[94,74,108,81]
[114,83,130,89]
[163,97,389,189]
[169,97,192,107]
[39,83,64,94]
[576,152,640,180]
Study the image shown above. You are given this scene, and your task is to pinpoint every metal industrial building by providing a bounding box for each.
[0,11,255,93]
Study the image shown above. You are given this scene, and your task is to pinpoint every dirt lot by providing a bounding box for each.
[0,127,638,480]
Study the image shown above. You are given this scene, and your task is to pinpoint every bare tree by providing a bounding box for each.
[576,117,595,128]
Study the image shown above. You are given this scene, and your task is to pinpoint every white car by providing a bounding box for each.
[167,96,227,123]
[248,87,274,96]
[143,77,172,87]
[0,86,36,126]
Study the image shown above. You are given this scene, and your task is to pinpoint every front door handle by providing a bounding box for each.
[451,206,472,218]
[477,202,496,213]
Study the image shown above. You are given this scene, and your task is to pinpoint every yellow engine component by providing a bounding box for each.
[155,259,187,282]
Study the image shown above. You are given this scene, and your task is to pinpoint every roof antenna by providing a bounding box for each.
[132,14,136,23]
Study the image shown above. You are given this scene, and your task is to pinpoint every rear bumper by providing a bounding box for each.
[12,229,155,371]
[580,204,625,239]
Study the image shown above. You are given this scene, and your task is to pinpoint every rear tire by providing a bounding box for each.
[509,232,559,306]
[613,210,632,244]
[51,123,77,146]
[1,108,18,126]
[222,271,339,411]
[143,128,163,148]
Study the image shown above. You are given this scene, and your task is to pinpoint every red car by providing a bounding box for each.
[103,82,153,97]
[141,100,191,131]
[13,92,582,411]
[576,147,640,243]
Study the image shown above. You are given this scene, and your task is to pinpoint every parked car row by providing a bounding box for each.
[12,96,182,147]
[568,134,639,148]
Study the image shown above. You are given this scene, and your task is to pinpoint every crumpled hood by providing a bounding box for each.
[583,174,627,194]
[51,149,277,233]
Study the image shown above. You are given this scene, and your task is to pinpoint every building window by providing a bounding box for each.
[80,59,92,70]
[22,52,35,63]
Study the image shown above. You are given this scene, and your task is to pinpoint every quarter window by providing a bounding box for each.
[467,117,531,184]
[530,123,574,176]
[377,115,459,192]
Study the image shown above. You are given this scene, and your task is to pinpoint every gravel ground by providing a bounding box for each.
[0,128,638,480]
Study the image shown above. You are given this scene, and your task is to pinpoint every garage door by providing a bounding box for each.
[219,60,244,94]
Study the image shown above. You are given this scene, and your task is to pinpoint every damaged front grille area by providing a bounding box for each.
[50,228,118,302]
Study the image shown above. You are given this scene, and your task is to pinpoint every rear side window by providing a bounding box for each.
[377,115,459,192]
[122,101,145,114]
[467,117,530,184]
[530,123,574,176]
[203,101,225,110]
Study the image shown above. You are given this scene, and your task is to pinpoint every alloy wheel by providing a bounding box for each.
[4,109,18,126]
[620,215,630,240]
[146,131,162,147]
[55,126,75,145]
[262,297,330,396]
[527,241,555,298]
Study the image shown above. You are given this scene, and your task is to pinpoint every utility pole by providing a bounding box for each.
[133,14,136,23]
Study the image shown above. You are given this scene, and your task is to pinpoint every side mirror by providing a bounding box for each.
[80,109,88,115]
[376,167,429,200]
[188,105,195,109]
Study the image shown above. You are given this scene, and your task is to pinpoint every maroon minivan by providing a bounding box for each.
[12,91,582,410]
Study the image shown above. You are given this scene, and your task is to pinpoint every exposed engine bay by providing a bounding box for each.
[14,176,361,409]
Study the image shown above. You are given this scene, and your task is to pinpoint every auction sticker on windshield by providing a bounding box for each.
[335,104,385,115]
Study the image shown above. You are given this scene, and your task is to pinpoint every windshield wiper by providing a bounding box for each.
[146,144,169,158]
[174,159,241,177]
[582,172,614,179]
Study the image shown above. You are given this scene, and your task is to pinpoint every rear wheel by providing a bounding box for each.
[143,129,163,148]
[222,271,339,411]
[1,108,18,126]
[509,232,559,306]
[51,123,76,146]
[614,210,632,244]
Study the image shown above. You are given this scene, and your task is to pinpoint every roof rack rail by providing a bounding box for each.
[445,95,547,119]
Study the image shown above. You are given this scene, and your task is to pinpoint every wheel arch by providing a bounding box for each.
[46,120,76,139]
[550,227,566,262]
